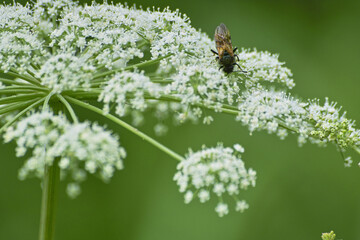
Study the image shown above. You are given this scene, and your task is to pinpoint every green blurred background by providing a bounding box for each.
[1,0,360,239]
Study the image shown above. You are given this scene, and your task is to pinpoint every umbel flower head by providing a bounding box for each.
[4,111,126,198]
[174,144,255,217]
[0,0,359,217]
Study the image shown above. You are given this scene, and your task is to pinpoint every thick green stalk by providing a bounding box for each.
[38,158,60,240]
[38,101,63,240]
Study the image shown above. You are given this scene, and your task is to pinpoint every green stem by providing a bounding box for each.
[0,97,46,133]
[64,87,301,136]
[26,68,37,79]
[136,40,149,49]
[0,93,45,105]
[2,85,48,92]
[31,62,40,70]
[353,146,360,155]
[63,91,100,99]
[62,89,299,134]
[92,54,172,80]
[65,96,184,161]
[0,89,40,94]
[150,78,174,84]
[62,88,101,95]
[56,94,79,123]
[0,98,42,115]
[6,70,41,86]
[123,54,172,71]
[143,94,300,133]
[38,158,60,240]
[63,88,300,135]
[38,101,63,240]
[0,77,33,86]
[42,91,57,111]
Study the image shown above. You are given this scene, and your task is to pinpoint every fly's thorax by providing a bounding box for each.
[220,51,235,66]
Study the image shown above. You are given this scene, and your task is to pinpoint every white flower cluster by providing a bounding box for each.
[174,144,256,217]
[1,0,359,214]
[36,53,95,93]
[0,0,294,119]
[98,71,160,116]
[0,3,40,73]
[236,89,308,136]
[235,89,360,164]
[3,111,126,198]
[237,49,295,89]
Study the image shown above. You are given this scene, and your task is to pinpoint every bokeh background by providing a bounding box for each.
[1,0,360,239]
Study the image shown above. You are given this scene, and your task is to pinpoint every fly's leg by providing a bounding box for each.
[211,49,219,61]
[234,63,247,73]
[211,49,218,55]
[233,48,240,61]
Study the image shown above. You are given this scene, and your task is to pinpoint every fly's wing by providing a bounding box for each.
[214,23,233,56]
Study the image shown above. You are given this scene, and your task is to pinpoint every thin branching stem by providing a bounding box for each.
[65,96,184,162]
[42,91,57,111]
[0,98,42,115]
[56,94,79,123]
[0,93,45,105]
[0,77,34,86]
[6,70,42,86]
[92,54,172,80]
[62,89,300,134]
[0,97,46,133]
[0,88,41,94]
[1,85,48,92]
